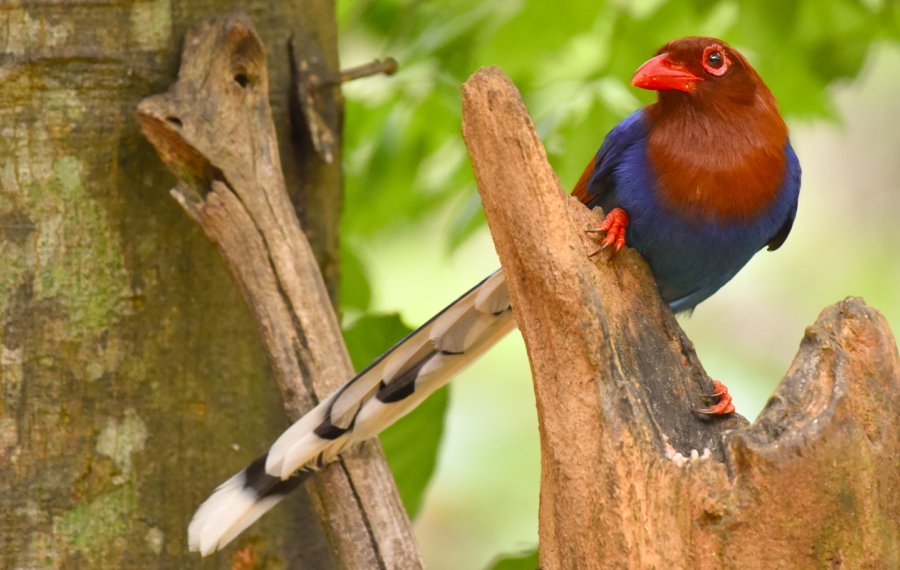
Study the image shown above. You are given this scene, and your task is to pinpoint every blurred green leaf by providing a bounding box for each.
[343,312,412,382]
[487,548,539,569]
[446,189,485,252]
[380,384,449,519]
[342,313,448,518]
[339,243,372,312]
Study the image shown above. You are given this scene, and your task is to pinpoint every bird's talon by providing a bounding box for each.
[586,207,630,256]
[693,380,735,415]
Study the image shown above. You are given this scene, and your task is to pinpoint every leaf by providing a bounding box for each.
[380,384,449,519]
[339,243,372,312]
[446,188,486,252]
[487,548,539,570]
[342,313,449,518]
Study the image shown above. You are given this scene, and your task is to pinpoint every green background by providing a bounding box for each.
[336,1,900,567]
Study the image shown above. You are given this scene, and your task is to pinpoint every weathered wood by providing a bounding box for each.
[461,67,900,568]
[285,28,344,305]
[137,15,421,569]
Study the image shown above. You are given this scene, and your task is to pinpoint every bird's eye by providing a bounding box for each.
[701,44,730,76]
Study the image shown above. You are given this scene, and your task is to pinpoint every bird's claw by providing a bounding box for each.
[587,207,630,257]
[693,380,735,415]
[701,383,727,398]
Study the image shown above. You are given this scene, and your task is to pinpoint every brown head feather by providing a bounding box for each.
[644,37,788,223]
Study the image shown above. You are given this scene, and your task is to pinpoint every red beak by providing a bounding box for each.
[631,53,701,93]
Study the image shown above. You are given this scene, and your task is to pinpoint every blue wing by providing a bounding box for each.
[573,109,649,209]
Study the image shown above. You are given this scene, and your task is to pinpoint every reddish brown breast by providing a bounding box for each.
[647,119,786,223]
[644,43,789,224]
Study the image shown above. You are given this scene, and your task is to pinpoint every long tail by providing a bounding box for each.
[188,269,515,555]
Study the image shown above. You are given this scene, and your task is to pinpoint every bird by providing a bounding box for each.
[188,36,801,555]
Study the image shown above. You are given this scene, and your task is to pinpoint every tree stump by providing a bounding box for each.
[461,67,900,569]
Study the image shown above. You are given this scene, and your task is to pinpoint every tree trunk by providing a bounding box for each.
[461,67,900,569]
[0,3,374,568]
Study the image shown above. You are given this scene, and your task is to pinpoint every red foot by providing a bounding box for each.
[587,207,630,256]
[694,380,735,415]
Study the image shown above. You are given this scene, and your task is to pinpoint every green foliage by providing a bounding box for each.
[379,382,449,519]
[339,241,372,312]
[342,313,448,518]
[339,0,899,244]
[487,548,539,569]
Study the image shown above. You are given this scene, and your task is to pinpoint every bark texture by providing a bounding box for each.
[461,67,900,569]
[137,14,420,569]
[0,2,372,568]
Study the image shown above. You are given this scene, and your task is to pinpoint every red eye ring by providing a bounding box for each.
[701,44,731,76]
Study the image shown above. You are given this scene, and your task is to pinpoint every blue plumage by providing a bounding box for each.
[581,109,801,312]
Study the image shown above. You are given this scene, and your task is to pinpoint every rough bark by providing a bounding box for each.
[137,14,420,569]
[0,2,371,568]
[461,67,900,568]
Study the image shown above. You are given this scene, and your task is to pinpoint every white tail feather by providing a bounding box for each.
[474,270,509,313]
[190,269,516,554]
[353,315,514,442]
[381,329,434,382]
[188,470,285,556]
[265,402,328,475]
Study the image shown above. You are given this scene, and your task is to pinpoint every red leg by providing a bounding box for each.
[587,207,630,256]
[694,380,735,415]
